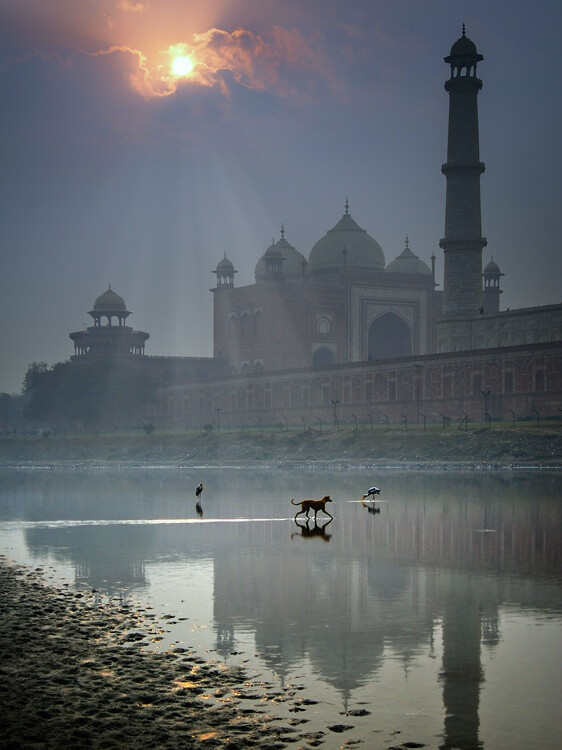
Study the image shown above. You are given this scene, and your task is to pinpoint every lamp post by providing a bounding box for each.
[331,399,340,430]
[381,413,389,431]
[366,413,373,430]
[352,414,358,430]
[317,417,322,431]
[214,407,222,432]
[414,364,424,423]
[481,389,491,424]
[300,414,306,431]
[281,414,287,431]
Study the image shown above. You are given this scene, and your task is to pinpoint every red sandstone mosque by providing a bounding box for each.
[69,28,561,426]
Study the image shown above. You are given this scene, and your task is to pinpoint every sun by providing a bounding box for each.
[171,55,194,77]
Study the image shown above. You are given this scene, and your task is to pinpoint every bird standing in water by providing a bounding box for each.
[195,482,204,498]
[362,486,381,499]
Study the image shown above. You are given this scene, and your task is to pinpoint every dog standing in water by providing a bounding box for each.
[291,495,333,521]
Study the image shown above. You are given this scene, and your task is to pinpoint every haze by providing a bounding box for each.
[1,0,561,394]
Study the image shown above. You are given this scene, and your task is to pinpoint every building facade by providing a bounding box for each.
[213,216,442,375]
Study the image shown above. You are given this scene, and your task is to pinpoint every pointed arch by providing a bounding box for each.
[368,312,411,360]
[313,346,335,368]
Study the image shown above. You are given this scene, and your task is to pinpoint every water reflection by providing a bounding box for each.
[1,467,560,748]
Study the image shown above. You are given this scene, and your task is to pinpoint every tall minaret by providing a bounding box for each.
[440,26,487,321]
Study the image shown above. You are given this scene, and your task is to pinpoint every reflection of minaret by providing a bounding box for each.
[439,578,484,750]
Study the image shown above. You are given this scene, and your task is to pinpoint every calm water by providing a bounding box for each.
[0,466,560,749]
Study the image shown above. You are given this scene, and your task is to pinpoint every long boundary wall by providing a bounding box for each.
[148,342,562,430]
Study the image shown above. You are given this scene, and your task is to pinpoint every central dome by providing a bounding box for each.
[307,203,385,275]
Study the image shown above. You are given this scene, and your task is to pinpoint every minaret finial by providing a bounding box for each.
[405,235,409,249]
[462,23,466,37]
[280,223,285,239]
[344,198,349,215]
[224,251,227,259]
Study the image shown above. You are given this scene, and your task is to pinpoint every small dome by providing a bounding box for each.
[93,286,126,311]
[215,253,235,273]
[483,258,503,276]
[255,228,307,282]
[308,202,385,275]
[484,259,499,272]
[445,25,483,64]
[385,238,431,276]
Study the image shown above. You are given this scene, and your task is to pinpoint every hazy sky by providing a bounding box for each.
[1,0,561,394]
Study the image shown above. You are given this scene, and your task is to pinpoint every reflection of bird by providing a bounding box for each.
[362,486,381,499]
[195,483,203,498]
[361,499,380,514]
[195,501,203,517]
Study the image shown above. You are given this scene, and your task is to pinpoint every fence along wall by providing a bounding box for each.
[150,342,562,430]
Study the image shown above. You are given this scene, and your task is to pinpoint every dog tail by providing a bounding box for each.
[290,498,298,505]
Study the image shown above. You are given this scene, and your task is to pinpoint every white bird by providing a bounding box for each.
[362,486,381,499]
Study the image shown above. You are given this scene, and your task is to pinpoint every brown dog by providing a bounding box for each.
[291,495,333,521]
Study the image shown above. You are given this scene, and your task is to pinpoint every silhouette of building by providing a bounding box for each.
[68,29,561,427]
[69,286,225,386]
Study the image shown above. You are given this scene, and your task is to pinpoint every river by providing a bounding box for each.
[1,465,560,749]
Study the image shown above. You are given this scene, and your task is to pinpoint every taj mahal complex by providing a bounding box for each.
[70,29,561,428]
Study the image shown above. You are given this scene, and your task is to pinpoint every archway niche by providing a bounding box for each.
[368,312,411,360]
[313,347,335,368]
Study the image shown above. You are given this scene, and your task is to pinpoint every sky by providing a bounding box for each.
[1,0,561,394]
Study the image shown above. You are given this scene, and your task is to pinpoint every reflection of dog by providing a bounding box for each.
[291,495,333,521]
[291,518,332,541]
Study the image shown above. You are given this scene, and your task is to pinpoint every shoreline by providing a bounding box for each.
[0,558,308,749]
[1,424,561,470]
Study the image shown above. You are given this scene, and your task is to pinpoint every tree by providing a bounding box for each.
[23,359,157,430]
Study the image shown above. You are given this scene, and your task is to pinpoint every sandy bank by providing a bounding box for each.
[1,424,561,469]
[0,558,312,749]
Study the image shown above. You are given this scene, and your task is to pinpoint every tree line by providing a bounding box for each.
[21,359,157,432]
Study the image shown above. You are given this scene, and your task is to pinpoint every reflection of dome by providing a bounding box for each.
[385,237,431,275]
[93,286,126,311]
[308,202,385,275]
[255,227,307,282]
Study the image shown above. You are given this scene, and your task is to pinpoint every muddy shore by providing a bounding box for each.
[0,558,314,750]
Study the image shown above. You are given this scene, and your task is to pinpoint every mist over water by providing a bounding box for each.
[1,467,560,748]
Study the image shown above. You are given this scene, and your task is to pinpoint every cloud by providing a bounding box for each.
[83,24,341,101]
[117,0,148,11]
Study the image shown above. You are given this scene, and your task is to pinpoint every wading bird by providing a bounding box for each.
[362,486,381,499]
[195,482,204,498]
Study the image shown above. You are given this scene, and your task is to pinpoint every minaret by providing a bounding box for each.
[440,26,487,320]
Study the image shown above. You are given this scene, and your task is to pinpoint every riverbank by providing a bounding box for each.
[0,558,308,749]
[1,423,561,468]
